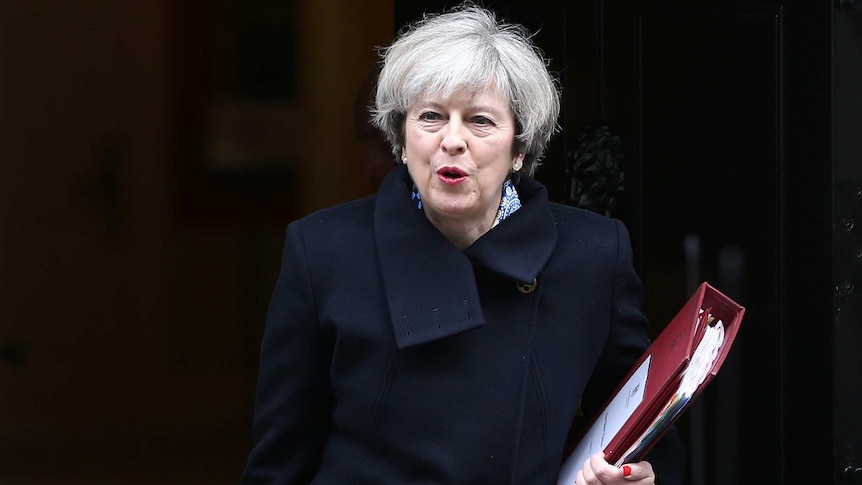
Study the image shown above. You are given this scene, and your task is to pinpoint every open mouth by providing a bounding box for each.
[437,167,467,183]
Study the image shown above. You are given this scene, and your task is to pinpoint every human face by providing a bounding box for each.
[403,87,523,243]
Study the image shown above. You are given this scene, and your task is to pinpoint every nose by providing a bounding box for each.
[440,118,467,155]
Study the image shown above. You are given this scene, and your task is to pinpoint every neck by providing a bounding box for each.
[423,204,499,251]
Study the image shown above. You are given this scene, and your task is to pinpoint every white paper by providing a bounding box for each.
[611,319,725,466]
[557,354,651,484]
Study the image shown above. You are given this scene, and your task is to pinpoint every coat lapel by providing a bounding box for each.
[374,165,557,349]
[463,176,557,284]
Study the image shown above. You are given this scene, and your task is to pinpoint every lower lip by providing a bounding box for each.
[437,173,467,185]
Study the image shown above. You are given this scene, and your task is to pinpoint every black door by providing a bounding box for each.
[394,1,852,483]
[834,4,862,484]
[601,5,783,484]
[595,1,839,483]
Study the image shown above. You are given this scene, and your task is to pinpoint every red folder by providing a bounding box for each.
[558,282,745,480]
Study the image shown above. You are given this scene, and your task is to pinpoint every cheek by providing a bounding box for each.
[404,123,443,153]
[483,151,517,178]
[405,161,430,187]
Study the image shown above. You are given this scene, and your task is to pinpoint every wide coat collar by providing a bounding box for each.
[374,165,558,348]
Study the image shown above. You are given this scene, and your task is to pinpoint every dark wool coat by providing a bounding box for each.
[242,165,683,484]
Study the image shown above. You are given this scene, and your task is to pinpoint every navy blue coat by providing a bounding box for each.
[242,165,683,484]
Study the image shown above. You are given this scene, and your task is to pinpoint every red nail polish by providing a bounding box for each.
[622,465,632,477]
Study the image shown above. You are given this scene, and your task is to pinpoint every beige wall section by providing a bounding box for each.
[298,0,395,213]
[0,0,393,482]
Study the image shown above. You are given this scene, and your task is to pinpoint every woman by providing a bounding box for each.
[242,4,683,484]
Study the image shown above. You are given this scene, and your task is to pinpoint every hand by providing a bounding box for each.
[574,452,655,485]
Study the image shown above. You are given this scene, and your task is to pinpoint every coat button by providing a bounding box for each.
[516,278,538,294]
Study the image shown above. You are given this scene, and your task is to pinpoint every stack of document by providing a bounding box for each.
[557,282,744,483]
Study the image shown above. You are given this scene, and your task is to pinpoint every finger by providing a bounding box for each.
[581,454,599,482]
[589,452,624,483]
[575,468,585,485]
[620,460,655,481]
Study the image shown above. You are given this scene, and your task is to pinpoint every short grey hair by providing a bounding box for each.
[371,3,561,177]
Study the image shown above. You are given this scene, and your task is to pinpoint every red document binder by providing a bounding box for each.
[558,282,745,482]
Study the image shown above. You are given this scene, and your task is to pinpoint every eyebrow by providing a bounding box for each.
[418,100,507,117]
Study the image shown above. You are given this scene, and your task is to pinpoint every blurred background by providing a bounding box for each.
[0,0,392,482]
[1,0,860,484]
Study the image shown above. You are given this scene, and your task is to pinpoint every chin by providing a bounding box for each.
[426,200,482,219]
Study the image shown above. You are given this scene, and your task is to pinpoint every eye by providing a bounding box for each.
[418,111,443,121]
[471,115,494,126]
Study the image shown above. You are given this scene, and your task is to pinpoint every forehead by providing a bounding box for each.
[414,85,510,112]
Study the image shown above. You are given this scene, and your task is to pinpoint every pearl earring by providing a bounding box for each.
[513,159,523,171]
[401,154,407,164]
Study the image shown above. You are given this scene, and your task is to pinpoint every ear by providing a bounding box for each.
[512,155,525,172]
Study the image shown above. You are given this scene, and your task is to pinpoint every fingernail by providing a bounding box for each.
[622,465,632,477]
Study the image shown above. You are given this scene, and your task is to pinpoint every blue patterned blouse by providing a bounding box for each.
[410,179,521,227]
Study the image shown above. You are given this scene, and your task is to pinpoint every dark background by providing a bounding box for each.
[1,0,859,483]
[401,1,861,483]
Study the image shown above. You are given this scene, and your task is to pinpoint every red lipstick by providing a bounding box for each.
[436,166,467,185]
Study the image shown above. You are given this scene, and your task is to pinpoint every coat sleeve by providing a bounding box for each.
[578,219,685,485]
[241,222,333,484]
